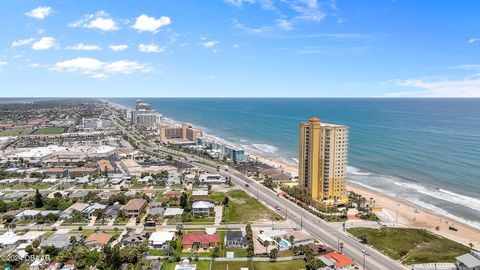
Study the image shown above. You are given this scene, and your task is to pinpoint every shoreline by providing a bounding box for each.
[348,182,480,248]
[106,99,480,247]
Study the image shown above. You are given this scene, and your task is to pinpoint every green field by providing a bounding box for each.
[0,129,31,136]
[223,190,282,223]
[348,227,469,264]
[33,127,65,135]
[211,260,307,270]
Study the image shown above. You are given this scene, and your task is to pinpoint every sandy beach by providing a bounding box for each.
[245,151,480,248]
[109,100,480,248]
[349,184,480,248]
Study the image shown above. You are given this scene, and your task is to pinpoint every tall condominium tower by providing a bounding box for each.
[298,117,349,202]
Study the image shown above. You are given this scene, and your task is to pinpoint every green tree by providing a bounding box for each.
[180,193,188,209]
[34,189,44,208]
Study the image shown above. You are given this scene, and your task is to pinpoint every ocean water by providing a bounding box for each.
[109,98,480,228]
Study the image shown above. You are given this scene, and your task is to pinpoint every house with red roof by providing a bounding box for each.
[319,252,355,269]
[181,232,220,250]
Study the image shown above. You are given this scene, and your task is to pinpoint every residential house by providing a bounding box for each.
[82,203,107,218]
[319,252,355,270]
[192,190,208,200]
[0,230,20,248]
[258,167,291,183]
[163,190,183,199]
[224,230,247,248]
[68,190,89,200]
[105,203,122,219]
[192,201,214,217]
[149,202,164,216]
[84,233,113,250]
[122,198,147,217]
[97,191,116,200]
[286,229,315,246]
[198,174,226,185]
[456,250,480,270]
[19,231,45,244]
[61,202,89,219]
[257,230,287,245]
[41,233,81,249]
[149,231,175,249]
[122,231,149,247]
[44,168,67,178]
[3,191,28,201]
[181,233,220,250]
[163,208,184,218]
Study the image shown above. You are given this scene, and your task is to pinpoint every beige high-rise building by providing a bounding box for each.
[159,124,203,141]
[298,117,348,202]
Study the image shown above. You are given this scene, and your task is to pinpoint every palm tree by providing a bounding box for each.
[263,240,270,255]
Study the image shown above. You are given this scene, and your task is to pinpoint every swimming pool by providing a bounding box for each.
[278,239,291,248]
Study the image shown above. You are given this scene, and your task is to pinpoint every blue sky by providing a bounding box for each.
[0,0,479,97]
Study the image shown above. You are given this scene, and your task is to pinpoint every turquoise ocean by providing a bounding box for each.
[109,98,480,228]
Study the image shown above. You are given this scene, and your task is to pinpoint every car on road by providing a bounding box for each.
[275,206,281,211]
[245,184,249,188]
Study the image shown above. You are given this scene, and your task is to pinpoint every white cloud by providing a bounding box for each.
[467,38,479,44]
[132,14,171,33]
[52,57,152,78]
[276,19,293,30]
[233,44,240,48]
[69,11,119,31]
[32,37,57,50]
[66,43,102,51]
[25,6,53,20]
[53,57,104,72]
[224,0,255,7]
[104,60,153,73]
[138,43,165,53]
[0,61,8,66]
[92,73,108,79]
[203,40,219,48]
[12,38,35,48]
[109,44,129,52]
[390,78,480,97]
[232,19,273,34]
[27,63,42,68]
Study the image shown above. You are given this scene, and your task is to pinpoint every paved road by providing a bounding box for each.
[190,159,407,270]
[112,115,407,270]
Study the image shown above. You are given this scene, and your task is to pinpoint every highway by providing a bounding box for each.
[191,159,407,270]
[112,115,407,270]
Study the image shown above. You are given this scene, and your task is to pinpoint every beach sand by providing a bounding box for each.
[348,184,480,248]
[245,151,480,248]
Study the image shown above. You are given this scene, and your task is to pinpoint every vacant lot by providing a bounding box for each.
[212,260,307,270]
[348,227,469,264]
[33,127,65,135]
[223,189,282,223]
[0,129,31,136]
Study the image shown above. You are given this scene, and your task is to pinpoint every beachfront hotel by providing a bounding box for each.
[159,123,203,141]
[298,117,349,202]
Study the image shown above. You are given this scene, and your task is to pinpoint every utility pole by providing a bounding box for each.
[362,250,370,270]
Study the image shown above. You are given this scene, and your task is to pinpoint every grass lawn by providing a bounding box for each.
[209,192,227,204]
[43,230,55,238]
[33,127,65,135]
[223,190,282,223]
[211,260,307,270]
[0,129,31,136]
[348,227,470,264]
